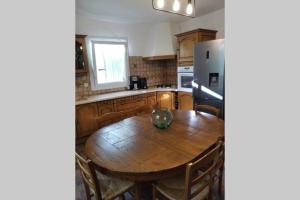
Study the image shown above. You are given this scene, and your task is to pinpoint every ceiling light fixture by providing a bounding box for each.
[186,0,193,15]
[152,0,195,17]
[172,0,180,12]
[156,0,165,8]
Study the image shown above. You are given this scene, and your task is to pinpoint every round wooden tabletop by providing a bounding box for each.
[85,110,224,181]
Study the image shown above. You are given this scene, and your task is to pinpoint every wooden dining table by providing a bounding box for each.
[85,110,224,184]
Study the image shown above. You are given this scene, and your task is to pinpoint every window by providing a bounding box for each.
[86,37,129,90]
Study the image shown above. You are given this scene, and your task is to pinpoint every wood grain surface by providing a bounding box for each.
[85,110,224,181]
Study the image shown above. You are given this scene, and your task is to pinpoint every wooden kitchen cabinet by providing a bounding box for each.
[75,92,176,140]
[157,92,175,110]
[115,95,148,117]
[146,92,157,107]
[75,34,88,76]
[175,29,217,66]
[97,100,115,115]
[178,92,193,110]
[176,32,198,65]
[76,103,98,138]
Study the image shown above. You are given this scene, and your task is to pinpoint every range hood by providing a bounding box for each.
[142,22,176,61]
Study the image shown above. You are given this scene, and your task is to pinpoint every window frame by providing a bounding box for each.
[86,37,129,91]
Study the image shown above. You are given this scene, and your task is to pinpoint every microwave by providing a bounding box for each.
[177,66,193,92]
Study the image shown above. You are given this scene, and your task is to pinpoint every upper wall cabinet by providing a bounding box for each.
[175,29,217,66]
[75,35,88,76]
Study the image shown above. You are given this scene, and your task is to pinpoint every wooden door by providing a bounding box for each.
[178,92,193,110]
[76,103,98,138]
[177,32,198,65]
[157,92,174,109]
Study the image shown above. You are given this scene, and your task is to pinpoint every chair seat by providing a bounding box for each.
[155,172,209,200]
[96,172,134,200]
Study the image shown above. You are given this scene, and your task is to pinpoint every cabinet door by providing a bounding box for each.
[177,32,198,64]
[198,32,216,42]
[147,93,157,107]
[115,95,148,117]
[97,100,115,115]
[178,92,193,110]
[76,103,98,138]
[75,35,88,75]
[157,92,174,109]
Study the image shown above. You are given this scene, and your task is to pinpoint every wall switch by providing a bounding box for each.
[83,82,89,87]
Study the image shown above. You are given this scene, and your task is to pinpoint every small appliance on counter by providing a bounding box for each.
[129,76,148,90]
[139,77,148,89]
[129,75,140,90]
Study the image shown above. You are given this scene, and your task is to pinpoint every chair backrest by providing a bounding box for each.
[195,104,220,118]
[184,141,223,200]
[96,111,126,129]
[135,105,154,115]
[75,152,102,200]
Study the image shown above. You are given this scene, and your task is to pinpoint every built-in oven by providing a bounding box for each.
[177,66,194,92]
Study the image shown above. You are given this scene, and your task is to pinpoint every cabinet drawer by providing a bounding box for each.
[97,100,115,116]
[115,95,147,111]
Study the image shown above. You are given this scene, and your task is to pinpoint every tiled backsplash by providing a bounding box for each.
[76,56,177,99]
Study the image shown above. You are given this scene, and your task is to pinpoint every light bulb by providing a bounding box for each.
[156,0,165,9]
[186,3,193,15]
[172,0,180,12]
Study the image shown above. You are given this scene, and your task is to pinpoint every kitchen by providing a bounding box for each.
[3,0,299,199]
[76,0,224,199]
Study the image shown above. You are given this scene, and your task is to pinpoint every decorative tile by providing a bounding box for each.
[76,56,177,98]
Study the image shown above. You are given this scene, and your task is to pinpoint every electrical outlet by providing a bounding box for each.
[83,82,89,87]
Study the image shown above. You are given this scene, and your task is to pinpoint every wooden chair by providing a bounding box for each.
[96,111,126,129]
[195,104,220,118]
[152,141,223,200]
[75,152,135,200]
[198,138,224,196]
[213,139,224,195]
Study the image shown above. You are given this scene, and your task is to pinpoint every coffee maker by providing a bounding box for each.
[139,77,148,89]
[129,75,141,90]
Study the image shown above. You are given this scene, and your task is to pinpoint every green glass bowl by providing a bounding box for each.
[151,108,173,129]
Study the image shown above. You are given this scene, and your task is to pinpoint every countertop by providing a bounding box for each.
[76,88,191,105]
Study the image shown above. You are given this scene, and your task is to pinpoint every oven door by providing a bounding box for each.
[178,73,193,92]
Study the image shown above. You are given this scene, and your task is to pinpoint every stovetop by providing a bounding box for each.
[156,84,172,88]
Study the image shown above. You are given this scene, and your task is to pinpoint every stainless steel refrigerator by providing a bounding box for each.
[193,39,225,119]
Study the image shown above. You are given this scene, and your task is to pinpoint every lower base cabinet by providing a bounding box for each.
[76,103,98,138]
[146,92,157,107]
[76,91,192,140]
[157,91,175,110]
[178,92,193,110]
[115,95,148,118]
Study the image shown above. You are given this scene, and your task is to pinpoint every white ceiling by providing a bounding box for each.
[76,0,224,24]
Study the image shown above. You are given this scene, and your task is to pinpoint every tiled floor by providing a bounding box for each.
[76,144,224,200]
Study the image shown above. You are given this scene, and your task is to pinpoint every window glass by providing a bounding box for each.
[94,43,126,84]
[86,37,129,90]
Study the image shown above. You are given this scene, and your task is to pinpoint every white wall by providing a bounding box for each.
[76,8,224,56]
[143,22,176,57]
[76,16,152,56]
[174,8,225,39]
